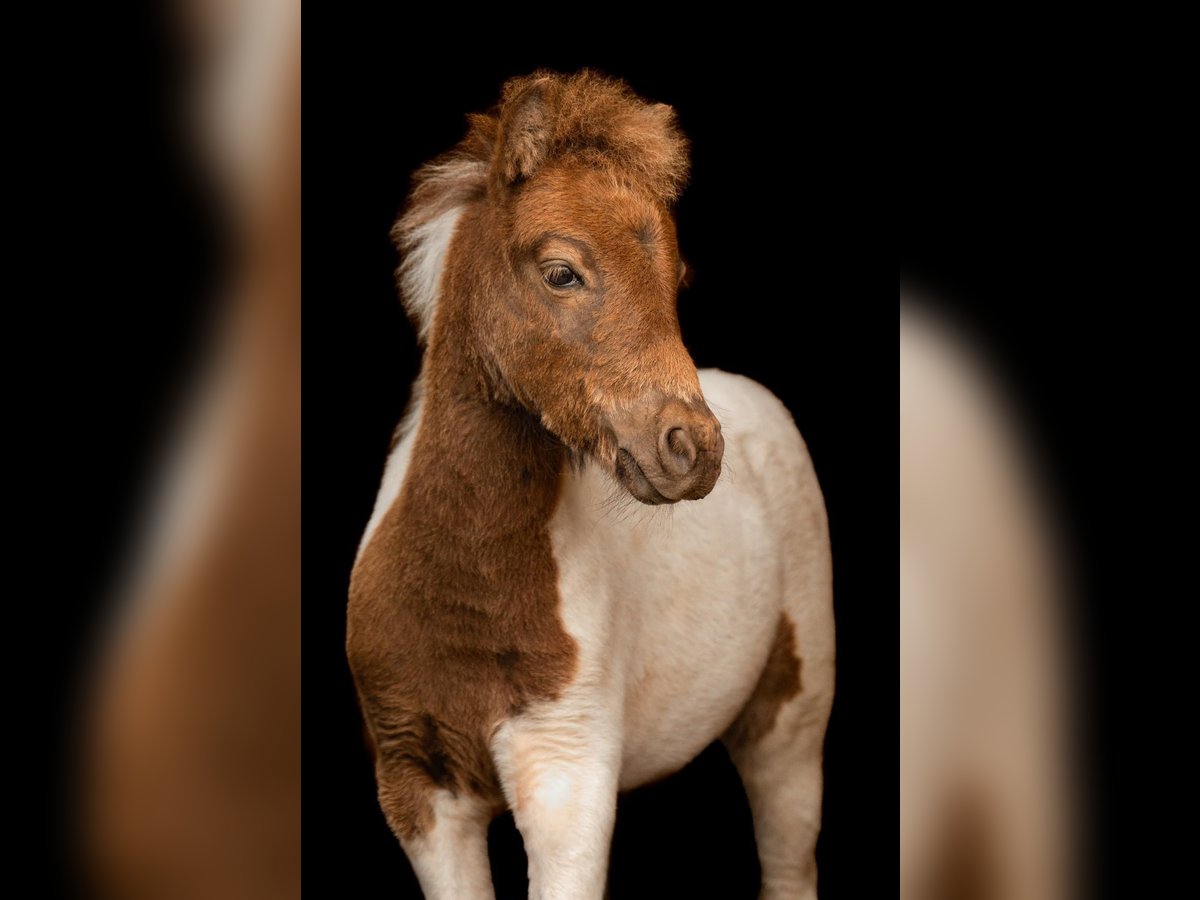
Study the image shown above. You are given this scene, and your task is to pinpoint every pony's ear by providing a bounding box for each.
[495,78,554,184]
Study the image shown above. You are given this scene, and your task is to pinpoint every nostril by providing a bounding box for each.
[661,426,698,477]
[667,427,689,457]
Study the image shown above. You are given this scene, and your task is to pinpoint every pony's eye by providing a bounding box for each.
[543,265,580,288]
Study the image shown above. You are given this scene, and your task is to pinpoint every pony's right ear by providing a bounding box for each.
[495,77,554,185]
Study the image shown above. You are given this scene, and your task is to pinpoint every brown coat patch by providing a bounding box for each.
[724,612,803,750]
[347,360,578,836]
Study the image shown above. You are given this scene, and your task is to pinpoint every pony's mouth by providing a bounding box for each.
[614,448,675,505]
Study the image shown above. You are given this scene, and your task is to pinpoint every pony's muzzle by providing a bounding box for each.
[613,398,723,504]
[656,399,723,498]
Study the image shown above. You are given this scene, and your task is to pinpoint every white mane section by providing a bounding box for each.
[358,156,487,556]
[398,208,463,343]
[392,157,487,342]
[358,375,424,557]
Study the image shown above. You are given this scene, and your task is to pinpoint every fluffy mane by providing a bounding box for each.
[390,70,690,343]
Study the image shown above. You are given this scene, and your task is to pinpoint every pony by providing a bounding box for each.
[347,71,835,900]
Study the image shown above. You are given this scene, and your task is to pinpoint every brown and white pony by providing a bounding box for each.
[348,71,834,900]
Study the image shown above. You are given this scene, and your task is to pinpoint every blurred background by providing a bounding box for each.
[897,44,1183,898]
[12,1,299,897]
[901,297,1074,900]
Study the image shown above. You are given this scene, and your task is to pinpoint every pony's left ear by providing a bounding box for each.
[495,77,555,184]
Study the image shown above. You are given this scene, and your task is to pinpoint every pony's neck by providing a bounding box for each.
[392,191,566,548]
[406,342,566,543]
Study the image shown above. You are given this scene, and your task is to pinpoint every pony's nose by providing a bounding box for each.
[656,400,724,498]
[660,426,698,477]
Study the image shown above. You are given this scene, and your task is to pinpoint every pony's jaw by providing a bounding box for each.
[612,440,723,505]
[614,448,676,505]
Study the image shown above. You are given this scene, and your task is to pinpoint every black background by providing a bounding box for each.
[306,35,892,900]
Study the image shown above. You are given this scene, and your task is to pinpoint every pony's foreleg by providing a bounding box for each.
[377,769,496,900]
[492,714,619,900]
[724,677,834,900]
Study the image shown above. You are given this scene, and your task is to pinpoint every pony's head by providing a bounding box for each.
[396,71,723,504]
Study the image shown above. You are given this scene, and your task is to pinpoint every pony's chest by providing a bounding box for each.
[547,470,780,788]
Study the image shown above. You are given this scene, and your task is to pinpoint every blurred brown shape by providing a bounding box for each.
[84,1,299,896]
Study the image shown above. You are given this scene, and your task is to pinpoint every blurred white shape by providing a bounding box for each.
[900,298,1073,900]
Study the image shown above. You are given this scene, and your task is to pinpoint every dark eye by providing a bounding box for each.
[543,264,580,288]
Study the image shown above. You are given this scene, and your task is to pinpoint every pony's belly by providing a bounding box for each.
[608,502,779,791]
[616,621,773,790]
